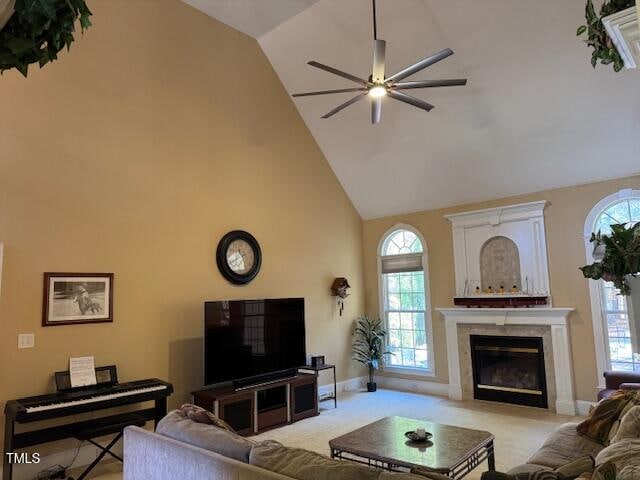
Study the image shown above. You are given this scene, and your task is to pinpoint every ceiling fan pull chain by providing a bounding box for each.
[372,0,378,40]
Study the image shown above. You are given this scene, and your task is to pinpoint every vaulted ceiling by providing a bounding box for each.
[184,0,640,219]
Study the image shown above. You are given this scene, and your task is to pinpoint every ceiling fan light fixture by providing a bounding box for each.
[368,85,387,98]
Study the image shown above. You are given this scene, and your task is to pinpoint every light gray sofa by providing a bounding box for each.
[124,426,294,480]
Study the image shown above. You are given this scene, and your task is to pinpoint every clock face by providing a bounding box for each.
[226,239,255,274]
[216,231,262,285]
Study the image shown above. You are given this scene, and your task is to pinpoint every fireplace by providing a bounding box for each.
[470,335,548,409]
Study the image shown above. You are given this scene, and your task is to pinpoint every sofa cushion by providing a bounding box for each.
[250,440,379,480]
[506,465,552,476]
[595,438,640,477]
[156,409,254,463]
[612,405,640,443]
[526,424,603,469]
[577,390,640,444]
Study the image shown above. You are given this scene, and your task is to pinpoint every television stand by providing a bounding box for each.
[192,373,318,436]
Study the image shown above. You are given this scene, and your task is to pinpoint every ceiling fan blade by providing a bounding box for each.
[392,78,467,90]
[372,39,386,83]
[292,88,367,97]
[321,92,368,119]
[387,90,435,112]
[308,61,369,86]
[372,97,382,124]
[385,48,454,85]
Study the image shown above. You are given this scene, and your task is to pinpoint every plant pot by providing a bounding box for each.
[366,382,377,392]
[0,0,16,32]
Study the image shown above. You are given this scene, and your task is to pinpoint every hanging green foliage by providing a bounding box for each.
[0,0,92,77]
[580,223,640,295]
[576,0,635,72]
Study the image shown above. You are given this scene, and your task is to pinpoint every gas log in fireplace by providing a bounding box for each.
[470,335,548,409]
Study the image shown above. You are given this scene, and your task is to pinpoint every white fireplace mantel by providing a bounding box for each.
[437,307,577,415]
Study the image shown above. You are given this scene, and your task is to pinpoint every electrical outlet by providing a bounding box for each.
[18,333,34,349]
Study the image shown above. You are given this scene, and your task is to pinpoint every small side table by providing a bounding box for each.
[299,364,337,408]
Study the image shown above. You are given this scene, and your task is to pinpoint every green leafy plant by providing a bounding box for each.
[580,222,640,295]
[0,0,92,77]
[352,315,391,389]
[576,0,635,72]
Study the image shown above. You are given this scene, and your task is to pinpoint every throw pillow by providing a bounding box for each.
[591,461,616,480]
[180,403,235,432]
[577,390,640,444]
[612,405,640,443]
[595,438,640,477]
[249,440,379,480]
[156,409,254,463]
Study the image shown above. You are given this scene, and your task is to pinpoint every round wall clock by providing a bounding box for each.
[216,230,262,285]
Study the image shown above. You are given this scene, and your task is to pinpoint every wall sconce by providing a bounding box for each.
[331,277,350,316]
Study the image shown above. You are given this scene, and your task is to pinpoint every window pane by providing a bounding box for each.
[383,229,423,255]
[401,331,414,348]
[389,329,401,347]
[400,312,413,330]
[387,275,399,293]
[604,202,631,225]
[388,293,400,310]
[402,349,415,366]
[400,294,413,310]
[414,330,427,349]
[415,349,428,368]
[400,274,412,292]
[630,200,640,222]
[413,312,426,331]
[388,312,400,329]
[603,284,626,311]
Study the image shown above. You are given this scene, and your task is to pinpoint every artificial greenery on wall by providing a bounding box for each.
[581,223,640,295]
[0,0,91,77]
[576,0,636,72]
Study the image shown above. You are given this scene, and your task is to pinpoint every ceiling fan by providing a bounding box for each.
[292,0,467,124]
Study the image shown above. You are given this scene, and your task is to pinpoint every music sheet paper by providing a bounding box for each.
[70,356,97,387]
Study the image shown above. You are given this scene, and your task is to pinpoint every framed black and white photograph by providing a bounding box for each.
[43,273,114,326]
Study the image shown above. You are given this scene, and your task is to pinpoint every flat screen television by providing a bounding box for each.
[204,298,306,387]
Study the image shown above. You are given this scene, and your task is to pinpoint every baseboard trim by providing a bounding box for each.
[376,376,450,397]
[318,375,366,397]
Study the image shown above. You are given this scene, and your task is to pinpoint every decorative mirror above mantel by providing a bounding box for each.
[445,201,551,307]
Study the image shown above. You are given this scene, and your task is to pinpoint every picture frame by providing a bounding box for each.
[42,273,114,326]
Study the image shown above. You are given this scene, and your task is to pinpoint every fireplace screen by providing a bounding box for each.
[470,335,548,409]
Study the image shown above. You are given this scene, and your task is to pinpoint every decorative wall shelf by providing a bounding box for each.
[603,6,640,69]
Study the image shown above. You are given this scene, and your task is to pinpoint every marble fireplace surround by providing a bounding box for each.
[437,308,576,415]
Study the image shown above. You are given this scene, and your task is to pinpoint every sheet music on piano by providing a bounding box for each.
[69,356,97,387]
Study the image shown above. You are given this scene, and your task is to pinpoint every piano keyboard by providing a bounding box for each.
[25,385,168,413]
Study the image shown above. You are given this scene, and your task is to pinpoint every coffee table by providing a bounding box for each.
[329,416,495,479]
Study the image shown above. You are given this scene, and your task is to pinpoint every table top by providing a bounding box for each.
[298,364,335,371]
[328,416,494,472]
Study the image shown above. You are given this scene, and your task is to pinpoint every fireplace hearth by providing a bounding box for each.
[470,335,548,409]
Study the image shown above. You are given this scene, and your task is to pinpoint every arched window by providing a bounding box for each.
[584,189,640,381]
[378,225,434,374]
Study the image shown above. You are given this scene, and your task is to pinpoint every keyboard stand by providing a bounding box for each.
[70,412,146,480]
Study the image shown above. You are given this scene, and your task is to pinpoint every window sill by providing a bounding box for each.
[383,366,436,377]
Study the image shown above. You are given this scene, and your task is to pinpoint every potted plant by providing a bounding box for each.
[0,0,91,77]
[581,222,640,353]
[352,315,390,392]
[576,0,636,72]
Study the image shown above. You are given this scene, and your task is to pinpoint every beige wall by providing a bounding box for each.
[363,175,640,402]
[0,0,365,454]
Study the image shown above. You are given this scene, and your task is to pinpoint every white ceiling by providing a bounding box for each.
[181,0,320,38]
[188,0,640,219]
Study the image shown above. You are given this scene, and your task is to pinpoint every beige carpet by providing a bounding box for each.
[90,388,584,479]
